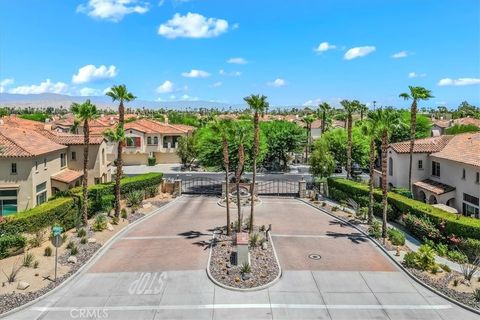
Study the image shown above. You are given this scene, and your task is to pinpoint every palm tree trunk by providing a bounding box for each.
[236,180,241,232]
[114,101,125,218]
[368,137,375,224]
[223,137,231,236]
[408,100,417,191]
[82,120,90,225]
[346,114,353,179]
[381,130,388,241]
[305,125,310,163]
[249,113,259,231]
[321,112,326,134]
[236,144,245,232]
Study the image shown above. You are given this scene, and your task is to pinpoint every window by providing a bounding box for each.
[462,169,466,179]
[463,203,479,218]
[153,136,158,145]
[476,172,480,184]
[11,163,17,174]
[147,137,152,145]
[0,189,18,216]
[36,182,47,205]
[71,151,76,161]
[418,160,423,170]
[35,161,38,171]
[126,137,141,147]
[60,153,66,168]
[388,158,393,176]
[44,158,47,168]
[464,193,479,206]
[431,161,440,177]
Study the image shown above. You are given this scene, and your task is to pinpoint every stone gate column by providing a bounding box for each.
[298,179,306,198]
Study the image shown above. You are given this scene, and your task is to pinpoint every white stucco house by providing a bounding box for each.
[375,133,480,218]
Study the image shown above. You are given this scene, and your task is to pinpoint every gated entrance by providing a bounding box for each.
[182,177,222,195]
[256,179,299,196]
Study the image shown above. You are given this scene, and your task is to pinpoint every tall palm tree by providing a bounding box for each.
[363,112,381,224]
[105,85,136,218]
[71,100,99,225]
[340,100,359,179]
[318,102,331,134]
[212,119,232,236]
[234,125,247,232]
[244,94,269,231]
[303,114,316,163]
[373,108,402,241]
[358,103,369,121]
[399,86,433,191]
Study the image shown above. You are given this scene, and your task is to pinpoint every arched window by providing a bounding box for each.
[388,158,393,176]
[147,137,152,145]
[153,136,158,145]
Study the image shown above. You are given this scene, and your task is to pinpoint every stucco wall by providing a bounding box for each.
[387,149,430,189]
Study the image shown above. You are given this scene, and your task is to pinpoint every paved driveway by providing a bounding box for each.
[3,196,478,320]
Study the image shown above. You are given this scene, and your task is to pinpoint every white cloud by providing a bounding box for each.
[77,0,149,22]
[79,87,102,96]
[9,79,69,94]
[227,57,248,64]
[180,94,199,101]
[391,50,411,58]
[72,64,118,84]
[314,42,336,53]
[438,77,480,86]
[0,78,14,93]
[408,72,426,78]
[268,78,286,87]
[158,12,229,39]
[302,98,323,106]
[181,69,211,78]
[344,46,376,60]
[232,23,240,30]
[156,80,175,93]
[211,81,223,88]
[219,69,241,77]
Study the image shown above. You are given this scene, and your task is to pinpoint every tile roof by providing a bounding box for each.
[389,136,454,154]
[0,126,67,158]
[51,169,83,183]
[431,132,480,167]
[2,115,46,130]
[125,119,192,134]
[433,117,480,129]
[413,179,455,195]
[38,130,105,145]
[311,119,322,129]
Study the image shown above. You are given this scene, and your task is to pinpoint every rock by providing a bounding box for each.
[17,281,30,290]
[67,256,78,264]
[87,238,96,243]
[106,223,114,231]
[242,273,251,281]
[143,202,152,209]
[261,242,268,250]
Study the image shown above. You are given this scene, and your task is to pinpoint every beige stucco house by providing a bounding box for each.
[375,133,480,217]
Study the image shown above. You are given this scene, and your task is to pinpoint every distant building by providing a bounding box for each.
[431,117,480,136]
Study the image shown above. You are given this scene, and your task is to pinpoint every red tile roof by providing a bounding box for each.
[433,117,480,129]
[414,179,455,195]
[125,119,193,134]
[38,130,105,145]
[51,169,83,183]
[431,133,480,167]
[390,136,453,154]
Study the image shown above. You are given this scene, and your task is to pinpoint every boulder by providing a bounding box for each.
[67,256,78,264]
[87,238,96,243]
[17,281,30,290]
[106,223,114,231]
[143,202,152,209]
[262,242,268,250]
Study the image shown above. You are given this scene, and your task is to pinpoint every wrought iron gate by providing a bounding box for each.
[256,179,299,196]
[182,177,222,195]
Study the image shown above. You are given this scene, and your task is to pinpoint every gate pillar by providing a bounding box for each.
[298,179,306,198]
[174,179,182,197]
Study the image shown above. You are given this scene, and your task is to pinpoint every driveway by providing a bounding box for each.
[3,196,478,320]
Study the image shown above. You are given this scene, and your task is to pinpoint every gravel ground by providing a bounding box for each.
[209,232,280,289]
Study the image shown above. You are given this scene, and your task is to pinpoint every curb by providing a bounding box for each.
[0,196,183,319]
[206,230,282,292]
[298,198,480,316]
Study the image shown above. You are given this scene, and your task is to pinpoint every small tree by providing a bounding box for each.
[310,139,335,178]
[177,135,197,169]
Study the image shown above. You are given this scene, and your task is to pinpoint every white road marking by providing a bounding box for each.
[121,236,194,240]
[31,303,452,312]
[272,234,366,238]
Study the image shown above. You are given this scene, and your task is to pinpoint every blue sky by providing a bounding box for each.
[1,0,479,108]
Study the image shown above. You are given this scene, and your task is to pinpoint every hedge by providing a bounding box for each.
[0,234,26,259]
[0,197,77,235]
[327,177,480,240]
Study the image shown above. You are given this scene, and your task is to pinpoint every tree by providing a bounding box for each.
[212,119,232,235]
[446,124,480,135]
[318,102,331,134]
[106,85,136,218]
[177,135,197,169]
[358,103,369,121]
[320,127,370,168]
[390,111,431,143]
[372,107,402,241]
[363,113,381,224]
[340,100,359,179]
[234,125,247,232]
[399,86,433,191]
[302,114,316,163]
[71,100,99,225]
[309,139,335,178]
[244,94,269,231]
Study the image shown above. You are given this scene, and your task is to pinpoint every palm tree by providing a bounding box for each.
[399,86,433,191]
[374,107,402,241]
[105,85,136,218]
[234,125,247,232]
[358,103,369,121]
[212,119,232,235]
[363,112,381,224]
[71,100,99,225]
[303,114,316,163]
[244,94,269,232]
[318,102,331,134]
[340,100,359,179]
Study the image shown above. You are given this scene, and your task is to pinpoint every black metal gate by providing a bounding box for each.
[256,179,299,196]
[182,177,222,195]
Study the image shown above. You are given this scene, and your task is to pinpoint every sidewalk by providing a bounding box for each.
[317,196,463,272]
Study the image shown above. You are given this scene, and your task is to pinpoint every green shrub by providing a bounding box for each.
[240,262,251,274]
[126,191,144,211]
[440,264,451,272]
[92,213,108,232]
[28,229,46,248]
[66,240,75,250]
[0,234,26,259]
[435,243,449,257]
[447,250,467,264]
[391,188,413,198]
[327,177,480,240]
[121,208,128,219]
[77,228,86,238]
[80,237,87,245]
[22,252,35,267]
[403,214,442,242]
[111,216,119,225]
[147,157,156,166]
[145,185,158,198]
[33,260,39,269]
[403,252,418,268]
[404,244,437,271]
[387,228,406,246]
[44,246,52,257]
[474,289,480,302]
[458,238,480,262]
[249,233,260,248]
[70,245,78,255]
[368,219,382,239]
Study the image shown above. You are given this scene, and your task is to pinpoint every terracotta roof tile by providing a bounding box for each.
[414,179,455,195]
[431,132,480,167]
[38,130,104,145]
[390,136,453,153]
[125,119,191,134]
[51,169,83,183]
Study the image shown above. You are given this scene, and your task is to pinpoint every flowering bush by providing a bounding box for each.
[404,214,441,242]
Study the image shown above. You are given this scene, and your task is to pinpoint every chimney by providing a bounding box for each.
[164,116,169,124]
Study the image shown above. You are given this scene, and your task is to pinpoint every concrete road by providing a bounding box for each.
[3,196,478,320]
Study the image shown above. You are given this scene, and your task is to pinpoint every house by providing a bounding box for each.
[431,117,480,136]
[0,117,111,216]
[118,118,195,165]
[376,133,480,217]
